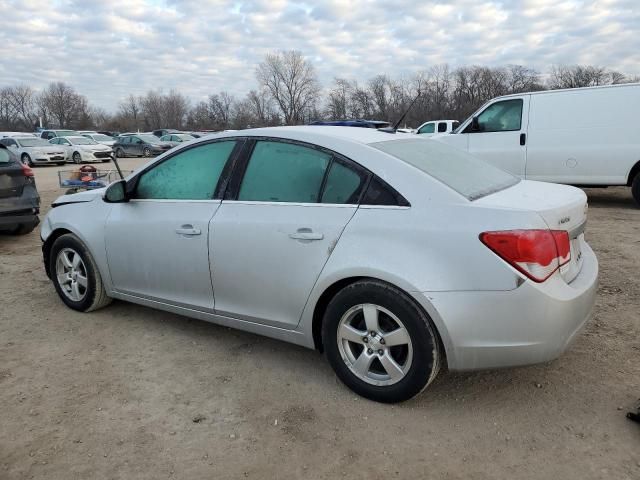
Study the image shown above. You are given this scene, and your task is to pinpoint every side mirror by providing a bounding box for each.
[471,117,480,132]
[104,179,129,203]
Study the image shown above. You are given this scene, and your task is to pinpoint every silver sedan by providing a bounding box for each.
[40,126,598,403]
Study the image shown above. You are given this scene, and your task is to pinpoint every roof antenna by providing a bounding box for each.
[380,89,422,133]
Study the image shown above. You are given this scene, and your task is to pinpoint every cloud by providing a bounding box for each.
[1,0,638,110]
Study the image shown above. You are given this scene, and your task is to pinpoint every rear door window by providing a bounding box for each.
[238,141,331,203]
[321,159,368,204]
[437,122,448,133]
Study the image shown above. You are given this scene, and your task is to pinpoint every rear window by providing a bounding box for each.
[370,139,519,200]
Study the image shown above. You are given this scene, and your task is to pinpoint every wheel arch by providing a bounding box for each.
[43,227,73,278]
[310,275,450,368]
[627,159,640,186]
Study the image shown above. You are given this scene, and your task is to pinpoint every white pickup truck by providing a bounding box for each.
[433,83,640,205]
[416,119,459,136]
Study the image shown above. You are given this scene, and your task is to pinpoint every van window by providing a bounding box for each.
[473,99,523,133]
[371,138,519,201]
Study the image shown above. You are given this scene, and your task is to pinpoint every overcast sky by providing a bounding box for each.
[1,0,638,111]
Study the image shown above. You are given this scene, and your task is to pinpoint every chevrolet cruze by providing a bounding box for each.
[40,127,598,403]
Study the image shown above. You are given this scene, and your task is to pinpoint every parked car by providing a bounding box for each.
[433,83,640,205]
[309,119,391,129]
[0,136,66,166]
[0,131,36,138]
[152,128,181,138]
[113,134,173,158]
[97,131,121,137]
[40,129,77,140]
[49,136,113,163]
[416,120,459,136]
[77,130,98,135]
[159,133,195,147]
[41,126,598,403]
[81,133,116,147]
[189,131,216,138]
[0,145,39,235]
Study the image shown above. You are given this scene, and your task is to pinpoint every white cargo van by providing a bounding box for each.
[433,84,640,205]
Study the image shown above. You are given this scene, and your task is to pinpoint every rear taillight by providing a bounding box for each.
[480,229,571,283]
[21,163,34,177]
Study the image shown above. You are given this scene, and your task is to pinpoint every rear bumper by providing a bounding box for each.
[0,211,39,227]
[419,242,599,371]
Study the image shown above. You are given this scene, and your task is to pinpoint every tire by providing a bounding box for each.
[632,172,640,207]
[102,158,111,163]
[21,153,33,167]
[115,148,125,158]
[49,234,112,312]
[322,280,441,403]
[143,147,152,157]
[57,162,66,166]
[72,151,82,164]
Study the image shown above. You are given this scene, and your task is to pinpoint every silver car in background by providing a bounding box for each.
[0,136,66,166]
[80,133,117,147]
[48,135,113,163]
[40,126,598,403]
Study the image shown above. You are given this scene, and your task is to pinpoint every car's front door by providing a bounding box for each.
[463,96,530,177]
[210,139,369,328]
[104,140,240,311]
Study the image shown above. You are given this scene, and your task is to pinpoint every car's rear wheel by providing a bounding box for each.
[50,234,111,312]
[632,172,640,207]
[21,153,33,167]
[322,280,441,403]
[143,147,152,157]
[72,151,82,164]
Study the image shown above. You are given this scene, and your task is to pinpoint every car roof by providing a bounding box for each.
[215,125,413,146]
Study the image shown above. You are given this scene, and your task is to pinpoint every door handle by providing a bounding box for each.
[289,228,324,241]
[175,225,201,236]
[520,133,526,146]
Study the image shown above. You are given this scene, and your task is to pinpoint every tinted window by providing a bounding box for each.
[418,123,435,134]
[361,176,409,206]
[371,139,519,201]
[321,160,368,204]
[238,141,331,203]
[136,141,236,200]
[437,122,448,133]
[475,99,523,132]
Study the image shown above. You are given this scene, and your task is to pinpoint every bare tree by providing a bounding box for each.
[5,85,36,130]
[326,78,352,120]
[118,94,143,130]
[256,50,320,125]
[548,65,610,89]
[39,82,87,128]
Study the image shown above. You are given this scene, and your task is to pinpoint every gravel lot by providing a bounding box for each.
[1,159,639,479]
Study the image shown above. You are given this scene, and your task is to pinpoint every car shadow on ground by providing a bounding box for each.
[583,188,637,210]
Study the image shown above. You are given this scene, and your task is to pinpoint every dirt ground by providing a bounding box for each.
[1,159,639,480]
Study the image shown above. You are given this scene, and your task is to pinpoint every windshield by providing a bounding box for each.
[93,134,113,141]
[70,137,97,145]
[370,138,519,200]
[55,130,77,137]
[138,134,160,144]
[17,138,50,147]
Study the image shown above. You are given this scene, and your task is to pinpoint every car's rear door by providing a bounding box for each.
[209,138,369,328]
[104,139,241,311]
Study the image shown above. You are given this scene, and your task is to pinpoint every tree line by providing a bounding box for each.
[0,50,637,133]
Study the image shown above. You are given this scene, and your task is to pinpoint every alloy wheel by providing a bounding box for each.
[55,248,88,302]
[337,303,413,386]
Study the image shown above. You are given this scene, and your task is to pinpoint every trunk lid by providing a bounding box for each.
[475,180,587,283]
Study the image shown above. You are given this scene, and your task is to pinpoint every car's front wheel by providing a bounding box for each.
[50,234,112,312]
[72,151,82,164]
[322,280,441,403]
[115,148,125,158]
[143,147,152,157]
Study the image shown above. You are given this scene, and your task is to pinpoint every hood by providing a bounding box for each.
[29,145,64,154]
[52,187,106,207]
[80,144,110,151]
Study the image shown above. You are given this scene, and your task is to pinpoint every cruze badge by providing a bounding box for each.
[559,217,571,225]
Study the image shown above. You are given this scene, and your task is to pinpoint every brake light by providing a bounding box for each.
[21,163,34,177]
[480,230,571,283]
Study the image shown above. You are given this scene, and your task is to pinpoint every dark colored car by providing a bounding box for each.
[0,145,40,235]
[113,134,173,158]
[97,130,120,137]
[152,129,181,138]
[309,120,391,129]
